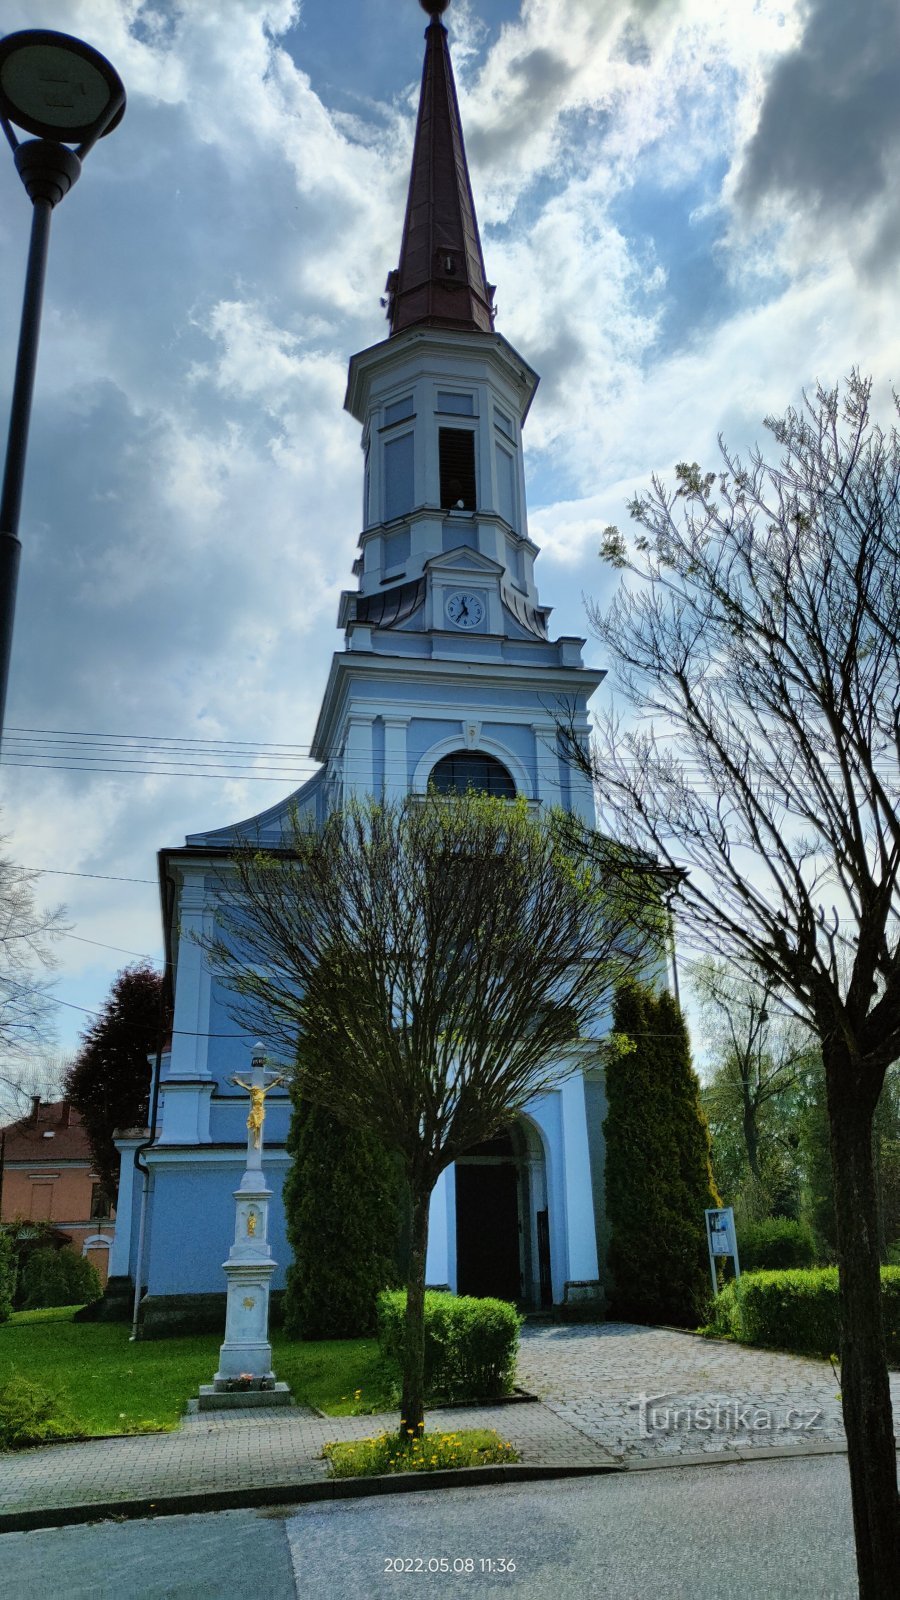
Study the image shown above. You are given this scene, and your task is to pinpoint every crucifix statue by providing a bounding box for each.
[231,1047,286,1156]
[203,1042,291,1408]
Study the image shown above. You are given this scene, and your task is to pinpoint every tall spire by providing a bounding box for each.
[385,0,495,337]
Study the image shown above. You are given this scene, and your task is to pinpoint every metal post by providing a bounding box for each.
[0,195,53,735]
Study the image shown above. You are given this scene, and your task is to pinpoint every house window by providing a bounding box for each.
[437,391,475,416]
[385,394,414,426]
[384,431,414,521]
[90,1184,112,1220]
[497,444,517,529]
[430,750,516,798]
[439,429,476,510]
[495,409,514,439]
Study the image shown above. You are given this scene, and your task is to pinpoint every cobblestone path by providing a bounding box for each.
[517,1322,900,1460]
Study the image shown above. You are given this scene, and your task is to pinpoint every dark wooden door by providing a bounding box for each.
[455,1162,521,1302]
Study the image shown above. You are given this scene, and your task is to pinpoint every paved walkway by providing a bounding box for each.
[517,1323,900,1460]
[2,1324,896,1526]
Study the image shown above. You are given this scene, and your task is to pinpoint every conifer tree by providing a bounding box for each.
[604,982,718,1326]
[282,1095,403,1339]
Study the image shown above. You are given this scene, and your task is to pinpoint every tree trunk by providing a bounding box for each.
[742,1091,760,1180]
[399,1183,431,1443]
[826,1058,900,1597]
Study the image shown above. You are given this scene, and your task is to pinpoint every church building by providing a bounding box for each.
[110,0,616,1331]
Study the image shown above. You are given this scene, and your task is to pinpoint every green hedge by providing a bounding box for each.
[19,1248,102,1311]
[707,1267,900,1362]
[0,1232,15,1325]
[377,1290,521,1402]
[736,1218,816,1271]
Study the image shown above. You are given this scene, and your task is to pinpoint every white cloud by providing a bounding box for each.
[0,0,896,1047]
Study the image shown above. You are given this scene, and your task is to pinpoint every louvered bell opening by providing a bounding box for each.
[439,428,476,510]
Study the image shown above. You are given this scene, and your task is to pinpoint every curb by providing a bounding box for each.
[620,1438,850,1470]
[0,1440,856,1535]
[0,1462,620,1535]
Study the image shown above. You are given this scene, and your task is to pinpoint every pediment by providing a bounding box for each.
[426,546,503,576]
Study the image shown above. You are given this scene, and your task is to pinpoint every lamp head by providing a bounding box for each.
[0,29,125,146]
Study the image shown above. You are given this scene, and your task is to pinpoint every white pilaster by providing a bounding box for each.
[426,1165,455,1289]
[161,873,217,1144]
[383,716,409,801]
[560,1070,600,1281]
[344,714,375,801]
[168,874,213,1081]
[533,722,562,806]
[107,1136,144,1279]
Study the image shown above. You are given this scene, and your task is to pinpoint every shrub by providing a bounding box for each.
[283,1097,403,1340]
[604,983,719,1328]
[20,1248,102,1311]
[704,1266,900,1362]
[0,1374,79,1450]
[377,1290,521,1402]
[324,1427,517,1478]
[0,1230,15,1324]
[736,1218,816,1271]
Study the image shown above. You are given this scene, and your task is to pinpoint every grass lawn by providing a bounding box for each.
[0,1307,397,1438]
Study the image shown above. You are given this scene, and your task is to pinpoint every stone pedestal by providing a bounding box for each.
[213,1172,277,1385]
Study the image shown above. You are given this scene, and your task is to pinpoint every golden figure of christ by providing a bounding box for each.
[232,1073,286,1149]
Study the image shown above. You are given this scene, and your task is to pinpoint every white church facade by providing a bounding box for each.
[110,0,616,1332]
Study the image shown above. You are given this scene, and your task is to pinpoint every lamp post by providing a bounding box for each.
[0,30,125,739]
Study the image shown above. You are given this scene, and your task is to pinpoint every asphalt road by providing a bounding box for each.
[0,1455,861,1600]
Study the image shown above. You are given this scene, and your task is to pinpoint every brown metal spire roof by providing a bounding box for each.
[385,1,495,337]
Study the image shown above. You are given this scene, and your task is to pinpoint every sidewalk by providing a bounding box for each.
[0,1396,617,1532]
[2,1321,881,1533]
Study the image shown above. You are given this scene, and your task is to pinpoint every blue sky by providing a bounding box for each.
[0,0,898,1070]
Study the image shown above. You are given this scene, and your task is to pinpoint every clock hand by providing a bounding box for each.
[459,600,469,618]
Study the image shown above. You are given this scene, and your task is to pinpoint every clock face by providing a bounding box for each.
[446,590,485,630]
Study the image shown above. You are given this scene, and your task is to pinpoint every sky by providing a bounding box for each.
[0,0,898,1068]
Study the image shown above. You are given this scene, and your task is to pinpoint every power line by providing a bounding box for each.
[19,868,156,884]
[0,762,314,781]
[6,725,311,751]
[62,932,163,962]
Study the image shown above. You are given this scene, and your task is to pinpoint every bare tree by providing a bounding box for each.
[692,958,814,1183]
[0,1053,70,1126]
[0,844,66,1123]
[561,373,900,1594]
[205,791,655,1438]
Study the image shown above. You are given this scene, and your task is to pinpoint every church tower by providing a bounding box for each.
[311,0,600,822]
[116,0,608,1331]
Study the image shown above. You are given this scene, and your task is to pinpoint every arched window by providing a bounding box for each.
[429,750,516,798]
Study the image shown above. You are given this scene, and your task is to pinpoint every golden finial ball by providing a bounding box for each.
[419,0,451,15]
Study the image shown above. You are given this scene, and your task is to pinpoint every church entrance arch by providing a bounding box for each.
[454,1119,551,1309]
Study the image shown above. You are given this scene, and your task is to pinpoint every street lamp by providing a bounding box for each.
[0,29,125,739]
